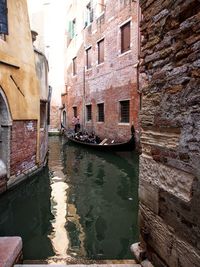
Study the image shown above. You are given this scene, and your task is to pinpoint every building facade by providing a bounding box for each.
[0,0,49,193]
[27,0,66,133]
[138,0,200,266]
[63,0,140,142]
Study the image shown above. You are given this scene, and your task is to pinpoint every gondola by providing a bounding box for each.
[66,134,135,152]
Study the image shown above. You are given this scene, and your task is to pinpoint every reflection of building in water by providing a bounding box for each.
[48,175,69,262]
[0,167,54,260]
[65,203,86,258]
[64,146,139,260]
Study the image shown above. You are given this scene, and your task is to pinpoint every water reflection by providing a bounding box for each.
[0,136,139,261]
[0,168,54,260]
[63,142,139,260]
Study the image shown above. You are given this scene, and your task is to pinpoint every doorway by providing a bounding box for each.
[0,88,12,178]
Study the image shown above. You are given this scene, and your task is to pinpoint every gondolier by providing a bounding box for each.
[72,115,80,133]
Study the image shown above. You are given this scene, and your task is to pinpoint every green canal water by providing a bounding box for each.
[0,136,139,261]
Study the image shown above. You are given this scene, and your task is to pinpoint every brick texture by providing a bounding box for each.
[10,120,37,177]
[139,0,200,266]
[64,0,140,142]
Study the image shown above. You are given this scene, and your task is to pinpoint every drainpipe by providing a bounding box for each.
[83,65,86,131]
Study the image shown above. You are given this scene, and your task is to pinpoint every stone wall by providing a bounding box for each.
[139,0,200,266]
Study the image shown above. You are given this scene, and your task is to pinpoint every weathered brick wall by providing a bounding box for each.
[49,105,60,130]
[139,0,200,266]
[10,121,37,177]
[66,0,140,142]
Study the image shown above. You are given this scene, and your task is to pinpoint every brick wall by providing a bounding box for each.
[49,105,60,130]
[10,121,37,177]
[139,0,200,266]
[65,0,140,142]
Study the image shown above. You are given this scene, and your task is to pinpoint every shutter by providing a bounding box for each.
[68,21,72,39]
[89,9,93,23]
[0,0,8,34]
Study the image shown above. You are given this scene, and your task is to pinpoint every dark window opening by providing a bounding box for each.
[86,104,92,121]
[98,39,104,64]
[73,106,77,117]
[0,0,8,35]
[98,103,104,122]
[72,57,77,75]
[120,100,130,123]
[40,102,47,128]
[86,47,92,69]
[121,21,131,53]
[63,110,66,127]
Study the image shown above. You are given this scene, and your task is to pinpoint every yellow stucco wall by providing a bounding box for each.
[0,0,40,121]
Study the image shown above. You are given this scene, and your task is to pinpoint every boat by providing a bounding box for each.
[66,134,135,152]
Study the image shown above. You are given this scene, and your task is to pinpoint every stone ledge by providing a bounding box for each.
[130,242,146,262]
[0,236,22,267]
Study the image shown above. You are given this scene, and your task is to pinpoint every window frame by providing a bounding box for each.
[72,57,77,76]
[120,20,131,54]
[86,104,92,121]
[97,103,104,122]
[73,106,77,117]
[40,101,47,129]
[97,38,104,65]
[119,100,130,123]
[0,0,8,35]
[86,46,92,69]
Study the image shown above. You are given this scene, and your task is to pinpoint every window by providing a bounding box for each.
[63,110,66,127]
[40,102,47,128]
[73,106,77,117]
[120,100,130,123]
[84,1,94,27]
[97,39,104,64]
[72,57,77,75]
[121,21,131,53]
[97,103,104,122]
[68,18,76,39]
[86,104,92,121]
[0,0,8,35]
[86,47,92,69]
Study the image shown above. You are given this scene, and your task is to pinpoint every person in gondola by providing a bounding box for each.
[72,115,80,133]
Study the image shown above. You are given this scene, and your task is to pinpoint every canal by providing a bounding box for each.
[0,136,139,262]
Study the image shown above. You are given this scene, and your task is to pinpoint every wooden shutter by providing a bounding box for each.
[0,0,8,34]
[73,57,77,75]
[86,47,92,69]
[121,22,130,53]
[86,105,92,121]
[98,103,104,122]
[98,39,104,64]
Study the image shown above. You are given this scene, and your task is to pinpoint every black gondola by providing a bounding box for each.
[66,134,135,152]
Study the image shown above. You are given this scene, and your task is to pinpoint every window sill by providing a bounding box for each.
[118,49,131,57]
[85,67,92,71]
[96,11,105,20]
[97,121,104,124]
[97,62,104,67]
[118,122,130,126]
